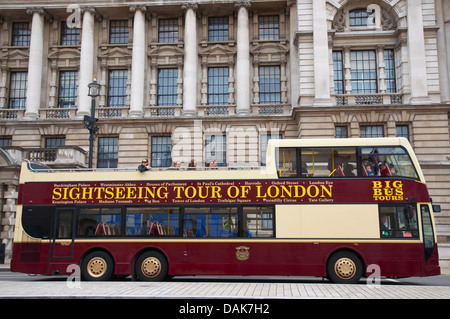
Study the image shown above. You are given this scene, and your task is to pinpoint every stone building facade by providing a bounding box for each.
[0,0,449,270]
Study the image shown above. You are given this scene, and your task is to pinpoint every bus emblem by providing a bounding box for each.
[236,246,250,261]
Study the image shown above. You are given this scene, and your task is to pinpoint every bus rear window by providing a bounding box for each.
[277,148,297,177]
[22,206,54,239]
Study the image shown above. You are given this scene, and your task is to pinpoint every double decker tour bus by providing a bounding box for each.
[11,138,440,284]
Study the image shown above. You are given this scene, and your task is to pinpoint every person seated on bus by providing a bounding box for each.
[389,164,397,176]
[343,163,355,176]
[301,161,309,177]
[380,215,392,237]
[138,158,150,172]
[168,161,182,170]
[328,151,351,173]
[208,160,218,169]
[365,164,374,176]
[188,159,197,170]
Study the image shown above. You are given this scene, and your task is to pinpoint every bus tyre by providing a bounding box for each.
[135,251,168,281]
[81,251,114,281]
[327,251,363,284]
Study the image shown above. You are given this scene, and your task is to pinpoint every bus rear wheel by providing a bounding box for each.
[81,251,114,281]
[327,251,363,284]
[135,251,168,281]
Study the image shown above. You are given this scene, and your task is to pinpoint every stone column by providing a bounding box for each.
[77,7,95,117]
[377,45,386,93]
[407,0,430,103]
[129,5,146,117]
[312,0,331,106]
[235,1,251,115]
[182,3,198,116]
[0,67,8,108]
[24,8,45,119]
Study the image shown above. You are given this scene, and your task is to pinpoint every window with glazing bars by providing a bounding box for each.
[384,49,397,93]
[45,137,65,148]
[0,138,12,147]
[109,20,129,44]
[259,66,281,104]
[333,51,344,94]
[208,17,228,41]
[12,22,30,46]
[60,21,80,45]
[396,125,409,140]
[108,70,128,107]
[351,50,377,94]
[158,19,178,43]
[335,126,349,138]
[151,136,172,167]
[98,137,118,168]
[349,9,370,27]
[205,135,226,167]
[157,69,178,106]
[9,72,27,109]
[58,71,78,108]
[258,15,279,40]
[360,125,384,138]
[208,67,229,105]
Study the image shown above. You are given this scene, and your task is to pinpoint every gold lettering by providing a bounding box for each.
[320,185,333,198]
[52,188,62,200]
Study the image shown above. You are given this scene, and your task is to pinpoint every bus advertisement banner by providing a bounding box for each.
[18,178,429,206]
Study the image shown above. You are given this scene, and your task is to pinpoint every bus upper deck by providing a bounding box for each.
[19,137,425,183]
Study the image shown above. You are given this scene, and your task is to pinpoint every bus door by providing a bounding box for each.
[51,208,75,259]
[420,204,436,262]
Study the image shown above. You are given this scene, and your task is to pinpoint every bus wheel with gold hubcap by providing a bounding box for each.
[327,251,363,284]
[136,251,168,281]
[81,251,114,281]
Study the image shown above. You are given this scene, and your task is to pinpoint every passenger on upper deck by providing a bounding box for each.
[188,159,197,170]
[138,158,150,172]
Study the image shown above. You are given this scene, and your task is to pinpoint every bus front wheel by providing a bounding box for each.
[81,251,114,281]
[327,251,363,284]
[135,251,168,281]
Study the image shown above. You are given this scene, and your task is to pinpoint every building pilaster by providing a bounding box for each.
[24,8,45,119]
[129,5,146,117]
[312,0,331,106]
[182,3,198,116]
[407,0,431,104]
[235,1,251,115]
[77,7,95,117]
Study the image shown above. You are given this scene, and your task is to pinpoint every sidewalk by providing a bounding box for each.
[1,278,450,299]
[0,259,10,272]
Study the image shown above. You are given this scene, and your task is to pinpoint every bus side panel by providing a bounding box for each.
[13,240,437,279]
[11,242,51,275]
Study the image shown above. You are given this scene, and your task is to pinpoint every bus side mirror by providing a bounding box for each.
[432,205,441,213]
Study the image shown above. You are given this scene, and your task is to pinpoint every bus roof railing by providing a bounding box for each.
[22,160,263,173]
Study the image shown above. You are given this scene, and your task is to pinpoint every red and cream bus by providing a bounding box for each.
[11,138,440,283]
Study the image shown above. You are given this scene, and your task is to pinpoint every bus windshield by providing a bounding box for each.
[277,146,418,179]
[360,147,418,179]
